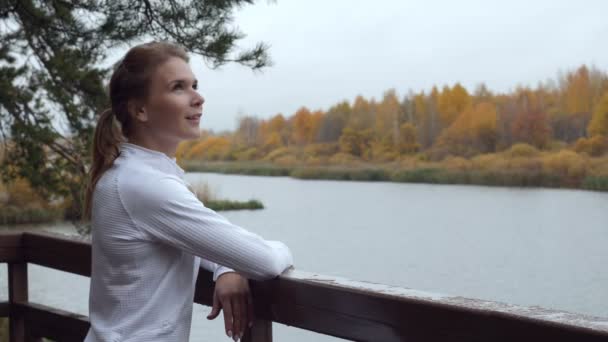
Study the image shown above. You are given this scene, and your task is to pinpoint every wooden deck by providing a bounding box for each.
[1,231,607,341]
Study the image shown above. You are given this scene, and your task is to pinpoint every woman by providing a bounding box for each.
[82,41,294,342]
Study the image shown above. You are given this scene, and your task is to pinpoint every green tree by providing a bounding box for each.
[0,0,271,225]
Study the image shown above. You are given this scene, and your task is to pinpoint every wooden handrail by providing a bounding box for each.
[1,231,608,342]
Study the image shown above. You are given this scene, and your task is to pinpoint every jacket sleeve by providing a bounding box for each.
[198,257,236,282]
[121,175,294,281]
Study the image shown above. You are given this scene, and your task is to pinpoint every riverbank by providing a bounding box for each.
[181,156,608,192]
[0,179,264,226]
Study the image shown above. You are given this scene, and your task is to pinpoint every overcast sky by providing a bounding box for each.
[125,0,608,132]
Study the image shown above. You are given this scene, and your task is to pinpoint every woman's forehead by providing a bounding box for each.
[154,57,195,82]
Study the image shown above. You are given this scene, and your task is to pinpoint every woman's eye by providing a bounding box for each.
[173,84,183,91]
[193,84,198,90]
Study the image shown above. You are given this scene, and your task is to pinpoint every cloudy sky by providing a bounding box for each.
[160,0,608,131]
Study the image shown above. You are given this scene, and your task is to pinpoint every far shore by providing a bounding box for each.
[182,160,608,192]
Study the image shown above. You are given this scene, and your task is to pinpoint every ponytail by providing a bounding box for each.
[83,108,125,221]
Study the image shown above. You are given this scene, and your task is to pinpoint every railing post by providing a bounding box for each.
[242,318,272,342]
[8,262,27,342]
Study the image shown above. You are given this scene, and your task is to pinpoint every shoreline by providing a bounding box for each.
[182,161,608,192]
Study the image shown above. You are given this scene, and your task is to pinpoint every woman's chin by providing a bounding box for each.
[183,130,201,140]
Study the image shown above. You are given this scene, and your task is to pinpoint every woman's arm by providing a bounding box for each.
[120,175,293,281]
[198,257,237,281]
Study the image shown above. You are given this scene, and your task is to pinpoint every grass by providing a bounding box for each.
[206,199,264,211]
[582,176,608,191]
[183,161,290,177]
[189,181,264,211]
[183,159,605,191]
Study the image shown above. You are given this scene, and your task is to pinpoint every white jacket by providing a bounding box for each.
[84,142,293,342]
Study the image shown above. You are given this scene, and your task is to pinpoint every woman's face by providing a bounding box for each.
[134,57,204,148]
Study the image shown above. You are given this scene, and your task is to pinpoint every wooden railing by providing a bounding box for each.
[1,231,608,341]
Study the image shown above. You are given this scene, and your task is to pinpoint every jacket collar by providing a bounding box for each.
[118,142,185,178]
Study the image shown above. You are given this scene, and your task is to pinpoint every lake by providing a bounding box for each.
[2,172,607,341]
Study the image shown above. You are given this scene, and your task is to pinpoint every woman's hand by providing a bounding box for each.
[206,272,254,341]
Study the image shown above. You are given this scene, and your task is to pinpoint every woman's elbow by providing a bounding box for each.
[247,258,292,281]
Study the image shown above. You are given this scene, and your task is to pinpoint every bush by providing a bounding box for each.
[274,155,298,167]
[542,150,588,183]
[573,136,608,157]
[505,143,540,158]
[471,154,502,170]
[263,147,292,162]
[328,153,360,164]
[231,147,259,161]
[304,143,339,157]
[304,156,325,166]
[442,156,471,171]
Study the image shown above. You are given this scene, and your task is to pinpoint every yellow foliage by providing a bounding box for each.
[4,178,48,209]
[263,147,291,162]
[573,135,608,157]
[274,155,298,166]
[176,140,198,163]
[398,123,420,154]
[438,83,472,126]
[304,156,324,166]
[329,152,360,165]
[291,107,314,145]
[589,156,608,176]
[588,91,608,136]
[397,156,434,170]
[262,132,284,152]
[505,143,540,158]
[339,127,373,158]
[233,147,259,161]
[368,139,395,161]
[436,102,497,156]
[442,156,471,171]
[304,143,339,157]
[542,150,588,180]
[565,65,593,114]
[186,137,231,160]
[375,89,401,140]
[471,154,502,170]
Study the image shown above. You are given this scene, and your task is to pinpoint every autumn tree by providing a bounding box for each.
[588,91,608,137]
[316,101,350,142]
[398,123,419,154]
[563,65,593,115]
[511,109,552,149]
[348,95,374,130]
[187,136,231,160]
[339,127,373,158]
[438,83,471,128]
[375,89,401,146]
[261,113,288,150]
[435,102,497,156]
[234,115,261,149]
[290,107,313,146]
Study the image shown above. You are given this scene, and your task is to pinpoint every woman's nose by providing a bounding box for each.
[192,92,204,107]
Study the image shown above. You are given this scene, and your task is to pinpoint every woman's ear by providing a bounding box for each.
[128,100,148,123]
